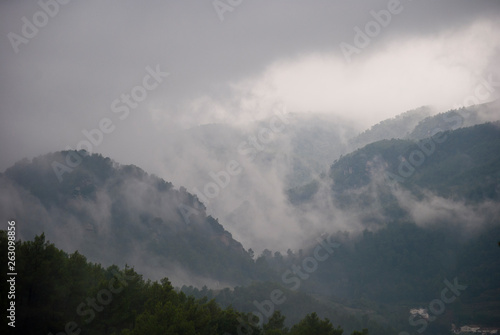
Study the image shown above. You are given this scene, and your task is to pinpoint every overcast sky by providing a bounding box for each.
[1,0,499,172]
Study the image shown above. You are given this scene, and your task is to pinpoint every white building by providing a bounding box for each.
[460,325,481,333]
[410,308,429,319]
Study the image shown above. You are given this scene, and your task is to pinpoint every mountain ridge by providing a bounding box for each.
[0,151,260,287]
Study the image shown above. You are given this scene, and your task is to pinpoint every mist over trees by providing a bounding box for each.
[1,105,500,334]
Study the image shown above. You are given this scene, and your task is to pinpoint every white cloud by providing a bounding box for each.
[184,19,500,128]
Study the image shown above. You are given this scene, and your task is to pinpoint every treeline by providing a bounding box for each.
[0,231,368,335]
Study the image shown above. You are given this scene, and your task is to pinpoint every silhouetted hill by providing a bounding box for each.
[0,151,260,286]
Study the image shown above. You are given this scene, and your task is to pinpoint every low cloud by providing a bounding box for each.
[394,188,500,235]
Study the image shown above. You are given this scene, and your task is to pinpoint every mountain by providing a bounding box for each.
[330,121,500,202]
[407,100,500,140]
[347,106,433,151]
[294,220,500,334]
[1,151,394,334]
[161,112,360,252]
[346,100,499,151]
[0,151,261,286]
[182,112,358,188]
[149,103,497,252]
[2,105,500,335]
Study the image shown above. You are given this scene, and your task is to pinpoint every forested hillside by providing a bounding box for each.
[330,122,500,201]
[0,231,369,335]
[0,152,261,286]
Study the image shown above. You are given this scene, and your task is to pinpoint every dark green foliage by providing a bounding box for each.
[264,311,289,334]
[182,219,500,333]
[1,232,374,335]
[289,312,343,335]
[350,329,369,335]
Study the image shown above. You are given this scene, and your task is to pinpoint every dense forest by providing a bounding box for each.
[2,224,498,335]
[0,231,369,335]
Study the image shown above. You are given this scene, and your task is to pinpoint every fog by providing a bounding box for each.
[1,1,500,260]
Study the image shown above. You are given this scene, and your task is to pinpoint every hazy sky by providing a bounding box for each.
[1,0,499,172]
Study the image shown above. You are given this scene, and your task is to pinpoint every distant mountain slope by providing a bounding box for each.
[0,151,260,286]
[330,122,500,202]
[348,106,432,150]
[287,119,500,207]
[181,281,396,334]
[341,101,500,160]
[183,113,358,188]
[407,100,500,140]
